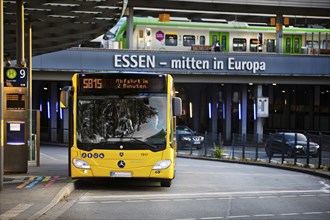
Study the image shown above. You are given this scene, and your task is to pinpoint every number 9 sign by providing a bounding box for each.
[4,67,28,87]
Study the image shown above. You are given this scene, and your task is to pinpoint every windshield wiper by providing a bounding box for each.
[126,136,158,150]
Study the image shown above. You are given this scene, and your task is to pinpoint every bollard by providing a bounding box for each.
[306,137,310,166]
[281,133,285,164]
[318,132,322,169]
[268,134,272,163]
[294,133,297,165]
[242,133,245,160]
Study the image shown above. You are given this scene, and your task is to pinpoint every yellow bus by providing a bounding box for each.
[60,73,182,187]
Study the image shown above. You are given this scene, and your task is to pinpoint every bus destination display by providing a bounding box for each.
[80,75,165,92]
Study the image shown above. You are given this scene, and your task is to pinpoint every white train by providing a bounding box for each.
[99,17,330,55]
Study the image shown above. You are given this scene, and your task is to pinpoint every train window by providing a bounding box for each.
[221,35,227,51]
[183,35,195,46]
[250,39,259,52]
[212,35,218,45]
[200,36,205,45]
[146,28,151,37]
[233,38,246,51]
[165,34,178,46]
[286,38,291,53]
[306,40,319,48]
[139,30,144,38]
[294,37,300,53]
[266,39,275,52]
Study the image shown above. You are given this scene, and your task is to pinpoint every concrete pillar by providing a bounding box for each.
[211,85,218,134]
[268,85,274,130]
[50,82,58,142]
[240,84,247,135]
[225,85,232,142]
[16,0,25,66]
[254,85,263,136]
[126,7,134,49]
[276,14,283,54]
[191,85,201,131]
[314,86,320,130]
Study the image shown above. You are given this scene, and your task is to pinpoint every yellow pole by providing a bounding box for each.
[0,0,4,190]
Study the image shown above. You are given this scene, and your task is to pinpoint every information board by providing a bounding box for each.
[4,67,28,87]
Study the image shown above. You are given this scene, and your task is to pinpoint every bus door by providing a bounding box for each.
[210,31,229,52]
[283,35,302,54]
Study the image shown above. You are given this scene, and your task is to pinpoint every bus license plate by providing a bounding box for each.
[110,172,132,178]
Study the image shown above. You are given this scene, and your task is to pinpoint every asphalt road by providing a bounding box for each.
[41,156,330,220]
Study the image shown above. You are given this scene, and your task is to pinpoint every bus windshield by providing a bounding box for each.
[76,94,167,150]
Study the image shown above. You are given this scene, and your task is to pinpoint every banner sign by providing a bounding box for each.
[32,49,330,76]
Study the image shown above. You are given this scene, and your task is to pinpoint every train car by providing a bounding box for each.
[109,17,330,55]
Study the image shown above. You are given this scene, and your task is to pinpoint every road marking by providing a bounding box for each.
[44,176,59,187]
[0,203,33,219]
[77,201,96,204]
[126,200,146,203]
[81,189,327,201]
[303,211,324,215]
[258,196,277,199]
[227,215,250,218]
[25,176,43,189]
[201,217,224,220]
[196,198,215,201]
[173,199,193,202]
[280,195,297,198]
[42,176,52,182]
[16,177,35,189]
[41,152,58,161]
[253,214,275,217]
[280,213,299,216]
[150,199,171,202]
[299,194,316,197]
[100,201,122,204]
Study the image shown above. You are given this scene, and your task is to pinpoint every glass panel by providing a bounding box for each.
[233,38,246,51]
[221,35,227,50]
[212,35,218,45]
[200,36,205,45]
[286,38,291,53]
[183,35,195,46]
[77,95,167,148]
[165,34,178,46]
[294,37,300,53]
[266,39,275,52]
[250,38,259,52]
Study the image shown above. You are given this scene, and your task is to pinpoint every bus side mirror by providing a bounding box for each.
[173,97,182,116]
[60,86,72,109]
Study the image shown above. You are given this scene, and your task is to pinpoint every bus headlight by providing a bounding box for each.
[73,158,91,169]
[152,160,172,170]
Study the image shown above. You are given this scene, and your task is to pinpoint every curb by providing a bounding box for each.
[27,182,76,220]
[178,154,330,180]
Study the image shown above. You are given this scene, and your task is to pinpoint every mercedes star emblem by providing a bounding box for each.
[118,160,125,168]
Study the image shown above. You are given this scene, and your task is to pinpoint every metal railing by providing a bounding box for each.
[177,132,330,170]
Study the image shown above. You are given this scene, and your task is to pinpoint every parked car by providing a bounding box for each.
[176,126,204,150]
[265,132,319,157]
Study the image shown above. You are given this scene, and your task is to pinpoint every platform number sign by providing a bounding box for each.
[4,67,28,87]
